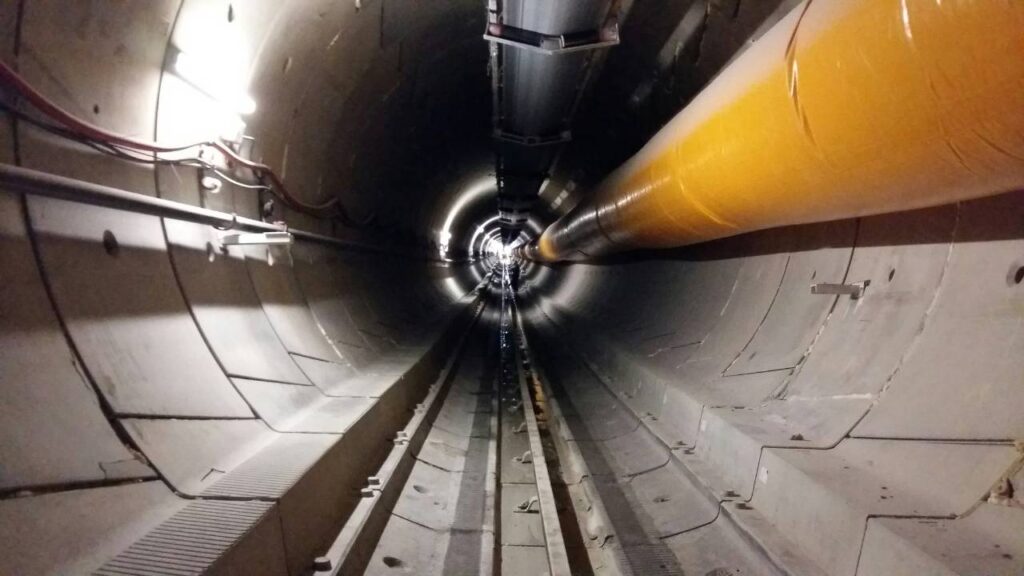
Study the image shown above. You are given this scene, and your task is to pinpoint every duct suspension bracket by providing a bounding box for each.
[494,129,571,147]
[484,22,619,55]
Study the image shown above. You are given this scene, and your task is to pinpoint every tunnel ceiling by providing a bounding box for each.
[193,0,805,258]
[24,0,814,259]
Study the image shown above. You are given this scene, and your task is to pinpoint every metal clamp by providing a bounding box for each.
[484,23,619,55]
[493,129,572,147]
[220,231,293,246]
[513,450,533,464]
[515,496,541,513]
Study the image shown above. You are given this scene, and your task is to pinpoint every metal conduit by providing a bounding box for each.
[488,0,619,242]
[532,0,1024,262]
[0,163,426,259]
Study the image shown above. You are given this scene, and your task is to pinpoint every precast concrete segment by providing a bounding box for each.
[520,304,1022,576]
[520,189,1024,575]
[244,246,346,363]
[163,218,313,386]
[0,193,155,491]
[0,482,189,575]
[25,196,254,418]
[535,0,1024,260]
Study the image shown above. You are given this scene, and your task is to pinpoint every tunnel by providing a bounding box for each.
[0,1,1022,575]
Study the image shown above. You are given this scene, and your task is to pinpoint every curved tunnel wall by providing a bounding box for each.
[0,1,485,574]
[519,192,1024,574]
[1,1,1022,575]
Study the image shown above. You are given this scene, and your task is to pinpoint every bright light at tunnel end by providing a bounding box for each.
[437,176,497,261]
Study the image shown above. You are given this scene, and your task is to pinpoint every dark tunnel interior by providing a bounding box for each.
[0,1,1022,576]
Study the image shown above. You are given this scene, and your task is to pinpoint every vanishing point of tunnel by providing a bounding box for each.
[0,1,1022,575]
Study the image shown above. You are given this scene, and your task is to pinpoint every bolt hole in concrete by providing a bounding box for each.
[227,3,234,22]
[382,556,404,568]
[888,267,896,282]
[102,230,119,256]
[200,176,222,193]
[92,104,100,114]
[412,484,429,494]
[1012,265,1024,285]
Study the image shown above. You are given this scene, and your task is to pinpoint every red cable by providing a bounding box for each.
[0,58,338,214]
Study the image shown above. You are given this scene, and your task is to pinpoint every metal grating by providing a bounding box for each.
[201,437,327,499]
[93,499,273,575]
[613,544,685,576]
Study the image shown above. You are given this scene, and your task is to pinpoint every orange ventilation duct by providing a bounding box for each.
[534,0,1024,261]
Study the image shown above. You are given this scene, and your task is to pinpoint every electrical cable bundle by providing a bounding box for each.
[0,58,338,217]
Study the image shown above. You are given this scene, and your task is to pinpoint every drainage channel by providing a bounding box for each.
[309,298,493,575]
[310,285,595,575]
[503,290,598,576]
[497,284,586,576]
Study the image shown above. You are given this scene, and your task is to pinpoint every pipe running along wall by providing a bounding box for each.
[533,0,1024,261]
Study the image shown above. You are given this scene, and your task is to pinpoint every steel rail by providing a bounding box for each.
[508,294,572,576]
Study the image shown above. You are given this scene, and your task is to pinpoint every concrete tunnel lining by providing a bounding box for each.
[0,1,1022,575]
